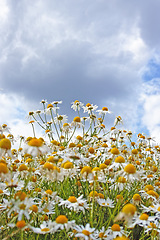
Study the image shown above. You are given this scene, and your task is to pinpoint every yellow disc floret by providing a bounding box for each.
[0,163,8,174]
[16,220,26,229]
[139,213,149,220]
[115,156,125,163]
[56,215,68,224]
[124,164,136,174]
[111,224,121,231]
[111,147,119,155]
[68,196,77,203]
[28,138,43,147]
[73,117,81,122]
[0,138,11,150]
[122,203,136,215]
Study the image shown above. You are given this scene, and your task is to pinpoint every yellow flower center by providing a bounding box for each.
[19,203,26,210]
[104,159,111,165]
[0,138,11,150]
[111,147,119,155]
[81,166,92,174]
[45,189,53,195]
[139,213,149,220]
[68,196,77,203]
[147,190,159,199]
[101,143,108,147]
[69,143,76,148]
[88,147,94,154]
[82,230,91,236]
[122,203,136,215]
[100,163,107,169]
[56,215,68,224]
[132,194,141,201]
[111,224,121,231]
[18,164,28,171]
[0,163,8,174]
[47,104,53,108]
[115,156,125,163]
[102,107,108,111]
[131,149,138,155]
[86,103,91,107]
[76,135,83,140]
[63,162,73,169]
[89,190,99,197]
[73,116,81,122]
[99,232,106,238]
[28,138,43,147]
[16,220,26,228]
[124,164,136,174]
[144,185,154,192]
[0,189,3,194]
[43,162,54,170]
[117,176,126,183]
[41,228,50,232]
[30,205,38,213]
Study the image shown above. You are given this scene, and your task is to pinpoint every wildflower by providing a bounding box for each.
[59,195,89,213]
[23,137,49,157]
[114,203,137,224]
[71,116,83,127]
[132,194,141,205]
[106,224,128,239]
[0,138,12,157]
[97,107,112,115]
[92,226,108,239]
[83,103,98,114]
[71,100,84,111]
[97,198,114,208]
[53,215,75,231]
[0,163,8,174]
[74,223,95,240]
[30,220,54,234]
[111,147,119,155]
[114,116,123,126]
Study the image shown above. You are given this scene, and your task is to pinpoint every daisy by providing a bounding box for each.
[114,203,137,225]
[97,198,114,208]
[97,107,112,116]
[74,223,95,240]
[8,197,34,221]
[71,100,84,111]
[58,195,89,213]
[114,116,123,126]
[92,226,109,239]
[23,137,50,157]
[83,103,98,114]
[117,163,142,182]
[54,115,68,125]
[105,224,128,239]
[52,215,75,232]
[130,213,156,229]
[0,138,12,158]
[30,220,55,234]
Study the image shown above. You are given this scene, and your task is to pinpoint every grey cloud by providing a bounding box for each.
[0,0,156,129]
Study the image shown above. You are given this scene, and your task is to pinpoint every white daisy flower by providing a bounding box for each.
[52,215,75,232]
[97,198,114,208]
[74,223,95,240]
[30,220,54,234]
[59,195,89,213]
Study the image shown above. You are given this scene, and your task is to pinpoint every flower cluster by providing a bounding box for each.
[0,100,160,240]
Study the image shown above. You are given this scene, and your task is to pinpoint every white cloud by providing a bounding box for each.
[140,79,160,143]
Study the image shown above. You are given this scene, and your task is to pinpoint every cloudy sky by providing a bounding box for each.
[0,0,160,143]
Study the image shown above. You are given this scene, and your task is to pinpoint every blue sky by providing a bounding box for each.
[0,0,160,143]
